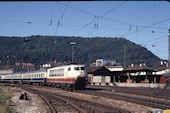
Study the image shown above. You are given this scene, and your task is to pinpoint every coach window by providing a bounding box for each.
[55,70,57,72]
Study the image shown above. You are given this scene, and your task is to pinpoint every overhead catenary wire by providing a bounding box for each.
[60,1,69,24]
[97,2,111,15]
[60,2,169,30]
[120,2,161,21]
[0,17,167,37]
[0,2,169,37]
[119,18,170,38]
[140,35,168,45]
[92,2,111,36]
[41,2,58,35]
[71,1,127,36]
[55,2,69,35]
[0,2,168,32]
[59,1,132,34]
[51,2,57,24]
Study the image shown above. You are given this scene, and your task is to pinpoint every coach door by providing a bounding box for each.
[66,67,71,77]
[101,76,105,83]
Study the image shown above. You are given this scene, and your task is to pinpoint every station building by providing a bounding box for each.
[87,59,169,88]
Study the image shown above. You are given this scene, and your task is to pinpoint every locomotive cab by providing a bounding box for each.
[67,65,87,78]
[67,65,87,90]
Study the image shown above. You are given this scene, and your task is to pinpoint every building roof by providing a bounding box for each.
[153,61,168,71]
[127,64,152,71]
[93,66,112,76]
[2,65,15,70]
[87,66,112,76]
[87,65,154,77]
[86,66,101,74]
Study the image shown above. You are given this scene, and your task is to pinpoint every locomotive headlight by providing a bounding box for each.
[79,74,84,77]
[79,71,84,77]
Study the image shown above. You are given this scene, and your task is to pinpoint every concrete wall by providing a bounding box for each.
[93,76,102,83]
[0,70,13,74]
[115,82,166,89]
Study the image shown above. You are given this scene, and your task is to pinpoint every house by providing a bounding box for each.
[15,62,35,71]
[87,60,167,88]
[152,61,170,85]
[152,61,169,75]
[96,59,118,67]
[126,63,160,83]
[87,66,113,85]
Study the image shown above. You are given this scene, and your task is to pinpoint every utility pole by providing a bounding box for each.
[124,44,126,70]
[168,29,170,73]
[70,42,76,63]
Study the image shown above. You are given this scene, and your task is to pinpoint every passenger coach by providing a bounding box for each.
[22,70,47,85]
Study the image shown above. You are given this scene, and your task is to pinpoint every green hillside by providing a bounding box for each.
[0,35,161,67]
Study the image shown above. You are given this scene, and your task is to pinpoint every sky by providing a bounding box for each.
[0,1,170,60]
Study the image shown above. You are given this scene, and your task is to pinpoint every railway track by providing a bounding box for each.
[9,84,170,112]
[113,87,170,100]
[98,90,170,109]
[19,86,86,113]
[18,85,130,113]
[87,85,170,100]
[83,86,170,110]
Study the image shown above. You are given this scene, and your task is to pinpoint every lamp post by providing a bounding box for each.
[70,42,76,63]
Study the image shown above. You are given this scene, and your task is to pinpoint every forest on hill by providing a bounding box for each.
[0,35,161,67]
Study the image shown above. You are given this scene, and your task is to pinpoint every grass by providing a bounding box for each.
[0,86,13,113]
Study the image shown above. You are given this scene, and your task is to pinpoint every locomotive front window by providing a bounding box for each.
[74,67,80,70]
[80,67,85,70]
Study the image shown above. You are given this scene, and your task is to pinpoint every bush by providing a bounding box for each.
[0,87,12,113]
